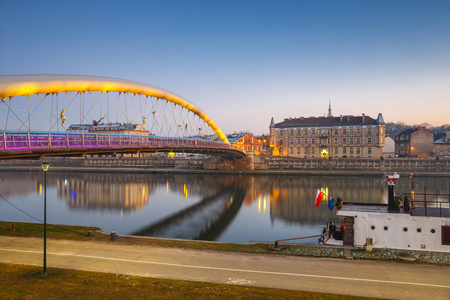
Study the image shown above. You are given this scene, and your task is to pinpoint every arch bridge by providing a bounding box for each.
[0,75,245,159]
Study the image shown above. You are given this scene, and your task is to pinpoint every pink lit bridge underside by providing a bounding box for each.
[0,132,245,159]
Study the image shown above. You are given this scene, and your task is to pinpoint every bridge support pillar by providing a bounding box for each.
[205,153,260,171]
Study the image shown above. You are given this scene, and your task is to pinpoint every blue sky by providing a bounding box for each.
[1,0,449,134]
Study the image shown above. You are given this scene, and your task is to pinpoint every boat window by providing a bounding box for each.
[417,228,422,233]
[370,225,375,230]
[384,226,388,231]
[431,229,436,233]
[403,227,408,232]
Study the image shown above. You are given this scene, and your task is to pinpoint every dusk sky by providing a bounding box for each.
[1,0,449,135]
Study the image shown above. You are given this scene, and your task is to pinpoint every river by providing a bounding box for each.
[0,170,448,244]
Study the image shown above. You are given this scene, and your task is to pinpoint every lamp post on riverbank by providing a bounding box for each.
[41,162,50,273]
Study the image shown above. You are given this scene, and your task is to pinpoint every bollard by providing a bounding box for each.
[274,241,278,249]
[12,223,15,231]
[110,231,116,241]
[87,230,94,237]
[366,238,373,252]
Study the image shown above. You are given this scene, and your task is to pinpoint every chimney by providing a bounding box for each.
[340,115,343,122]
[362,113,365,123]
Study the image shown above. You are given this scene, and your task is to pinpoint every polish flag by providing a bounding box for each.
[315,189,325,207]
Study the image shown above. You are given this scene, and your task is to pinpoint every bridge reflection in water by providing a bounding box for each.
[1,171,449,243]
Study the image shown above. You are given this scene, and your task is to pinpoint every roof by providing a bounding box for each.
[273,114,379,128]
[226,133,252,144]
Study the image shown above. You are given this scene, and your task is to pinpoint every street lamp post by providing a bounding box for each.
[41,162,50,273]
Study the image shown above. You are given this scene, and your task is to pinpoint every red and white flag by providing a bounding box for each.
[315,189,324,207]
[410,172,414,179]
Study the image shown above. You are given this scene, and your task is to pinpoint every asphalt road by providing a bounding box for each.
[0,236,449,299]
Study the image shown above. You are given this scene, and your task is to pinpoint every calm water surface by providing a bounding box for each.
[0,170,448,244]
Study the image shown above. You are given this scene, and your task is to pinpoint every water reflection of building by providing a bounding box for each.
[55,173,227,212]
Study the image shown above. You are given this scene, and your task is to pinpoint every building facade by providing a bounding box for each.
[269,113,385,158]
[433,131,450,158]
[394,127,434,158]
[227,133,263,154]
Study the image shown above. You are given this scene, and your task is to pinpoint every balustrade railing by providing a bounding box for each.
[0,131,235,153]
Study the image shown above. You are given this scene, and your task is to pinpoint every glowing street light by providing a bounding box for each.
[41,162,50,273]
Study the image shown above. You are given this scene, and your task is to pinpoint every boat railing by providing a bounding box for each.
[401,193,450,218]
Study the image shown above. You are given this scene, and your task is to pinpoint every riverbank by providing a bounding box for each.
[1,222,449,265]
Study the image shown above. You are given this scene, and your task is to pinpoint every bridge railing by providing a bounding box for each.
[0,131,238,153]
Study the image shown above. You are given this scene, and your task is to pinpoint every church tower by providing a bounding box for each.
[327,100,333,117]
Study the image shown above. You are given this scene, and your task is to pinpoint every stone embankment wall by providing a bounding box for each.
[1,155,449,173]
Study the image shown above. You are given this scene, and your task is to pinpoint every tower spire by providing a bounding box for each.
[327,100,333,117]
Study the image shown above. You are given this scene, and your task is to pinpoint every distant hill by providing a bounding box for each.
[385,122,450,136]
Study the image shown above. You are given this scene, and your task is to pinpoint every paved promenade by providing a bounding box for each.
[1,236,449,299]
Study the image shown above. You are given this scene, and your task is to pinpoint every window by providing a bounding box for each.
[356,128,360,134]
[356,148,360,154]
[335,148,338,154]
[304,138,308,144]
[350,138,353,144]
[290,147,293,154]
[334,138,338,144]
[368,138,372,144]
[290,130,293,136]
[304,148,308,154]
[350,148,353,154]
[368,147,372,154]
[350,128,353,135]
[297,130,301,135]
[280,131,283,136]
[290,139,293,144]
[304,129,308,135]
[311,129,315,135]
[312,148,315,154]
[297,147,300,154]
[343,128,347,134]
[312,138,315,144]
[343,138,346,143]
[297,139,300,144]
[442,226,450,245]
[343,148,347,154]
[357,138,360,144]
[279,139,283,145]
[368,128,372,134]
[334,129,338,135]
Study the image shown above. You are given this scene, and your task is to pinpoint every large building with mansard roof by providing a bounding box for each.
[269,112,385,158]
